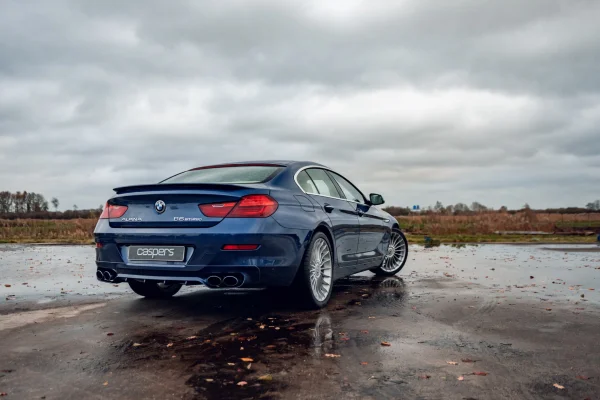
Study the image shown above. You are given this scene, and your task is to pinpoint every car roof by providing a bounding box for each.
[189,160,327,170]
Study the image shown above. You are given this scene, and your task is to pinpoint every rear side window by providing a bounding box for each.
[162,165,283,184]
[296,171,319,194]
[305,169,342,198]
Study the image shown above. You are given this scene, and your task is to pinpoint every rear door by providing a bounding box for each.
[299,169,360,270]
[327,171,387,270]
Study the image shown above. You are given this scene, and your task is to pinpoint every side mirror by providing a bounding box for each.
[369,193,385,206]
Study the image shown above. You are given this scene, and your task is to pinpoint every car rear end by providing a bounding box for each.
[94,164,309,288]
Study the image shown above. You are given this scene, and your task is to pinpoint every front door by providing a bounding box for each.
[326,171,387,271]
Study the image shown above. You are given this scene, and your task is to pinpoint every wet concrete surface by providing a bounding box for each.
[0,244,599,399]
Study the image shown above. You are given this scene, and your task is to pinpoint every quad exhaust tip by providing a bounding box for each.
[222,276,239,287]
[96,269,117,282]
[206,275,222,287]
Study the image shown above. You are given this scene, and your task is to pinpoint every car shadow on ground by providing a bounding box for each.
[120,274,408,319]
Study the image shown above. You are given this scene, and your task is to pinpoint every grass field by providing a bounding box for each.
[396,212,600,235]
[0,218,97,244]
[1,213,598,245]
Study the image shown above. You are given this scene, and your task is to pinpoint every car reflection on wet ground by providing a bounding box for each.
[0,243,599,399]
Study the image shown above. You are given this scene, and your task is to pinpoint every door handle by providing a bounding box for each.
[323,203,334,213]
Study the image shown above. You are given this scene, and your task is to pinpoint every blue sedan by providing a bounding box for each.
[94,161,408,308]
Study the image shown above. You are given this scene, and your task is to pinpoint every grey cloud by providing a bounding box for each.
[0,0,599,210]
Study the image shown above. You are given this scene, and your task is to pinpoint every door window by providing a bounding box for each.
[329,172,366,203]
[305,169,342,198]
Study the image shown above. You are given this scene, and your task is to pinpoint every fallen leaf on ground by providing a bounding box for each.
[325,354,341,358]
[3,284,11,288]
[473,371,488,376]
[341,337,350,341]
[265,345,276,349]
[132,343,142,347]
[361,330,369,334]
[237,381,248,386]
[446,361,458,365]
[368,316,376,319]
[360,362,369,365]
[461,359,476,363]
[576,376,590,380]
[103,382,108,386]
[240,357,254,362]
[458,376,465,381]
[381,342,392,346]
[553,383,564,389]
[0,393,7,397]
[106,333,114,336]
[258,374,273,381]
[418,375,431,379]
[166,343,173,348]
[259,325,265,329]
[530,276,534,279]
[186,336,198,340]
[545,308,552,311]
[205,378,214,382]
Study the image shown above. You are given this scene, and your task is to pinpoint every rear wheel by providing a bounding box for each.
[294,232,334,309]
[371,229,408,276]
[128,280,182,299]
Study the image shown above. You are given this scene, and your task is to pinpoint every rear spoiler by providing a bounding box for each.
[113,183,265,194]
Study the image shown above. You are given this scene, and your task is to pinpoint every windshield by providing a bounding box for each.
[160,165,283,184]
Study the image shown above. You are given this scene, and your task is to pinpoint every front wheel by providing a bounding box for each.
[294,232,334,309]
[128,280,182,299]
[371,229,408,276]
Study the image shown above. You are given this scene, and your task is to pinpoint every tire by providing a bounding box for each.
[128,280,182,299]
[370,229,408,276]
[293,232,334,309]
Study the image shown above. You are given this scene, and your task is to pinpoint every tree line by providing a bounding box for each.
[0,191,101,220]
[0,191,51,213]
[383,200,600,216]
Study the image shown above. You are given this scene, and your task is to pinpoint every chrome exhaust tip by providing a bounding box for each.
[103,270,116,282]
[206,276,222,287]
[222,276,239,287]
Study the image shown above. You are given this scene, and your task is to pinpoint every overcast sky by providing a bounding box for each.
[1,0,599,210]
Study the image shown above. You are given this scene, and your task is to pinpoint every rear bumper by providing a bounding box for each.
[94,217,310,287]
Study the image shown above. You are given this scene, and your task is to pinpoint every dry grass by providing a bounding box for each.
[397,212,600,235]
[1,214,598,245]
[0,218,97,244]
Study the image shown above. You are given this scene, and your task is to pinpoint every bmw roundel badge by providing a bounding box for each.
[155,200,166,214]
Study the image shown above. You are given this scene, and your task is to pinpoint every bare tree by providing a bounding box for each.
[51,197,59,211]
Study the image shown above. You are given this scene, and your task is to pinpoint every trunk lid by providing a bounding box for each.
[108,183,269,228]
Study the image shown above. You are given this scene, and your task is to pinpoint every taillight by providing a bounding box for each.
[199,202,237,218]
[99,203,128,219]
[198,195,278,218]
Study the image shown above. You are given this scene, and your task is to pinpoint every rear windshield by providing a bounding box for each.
[161,165,283,184]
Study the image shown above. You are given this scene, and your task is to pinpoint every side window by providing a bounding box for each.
[296,171,318,194]
[305,169,342,198]
[329,172,366,203]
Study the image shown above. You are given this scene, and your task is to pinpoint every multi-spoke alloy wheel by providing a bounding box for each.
[372,229,409,276]
[296,232,335,308]
[309,237,333,302]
